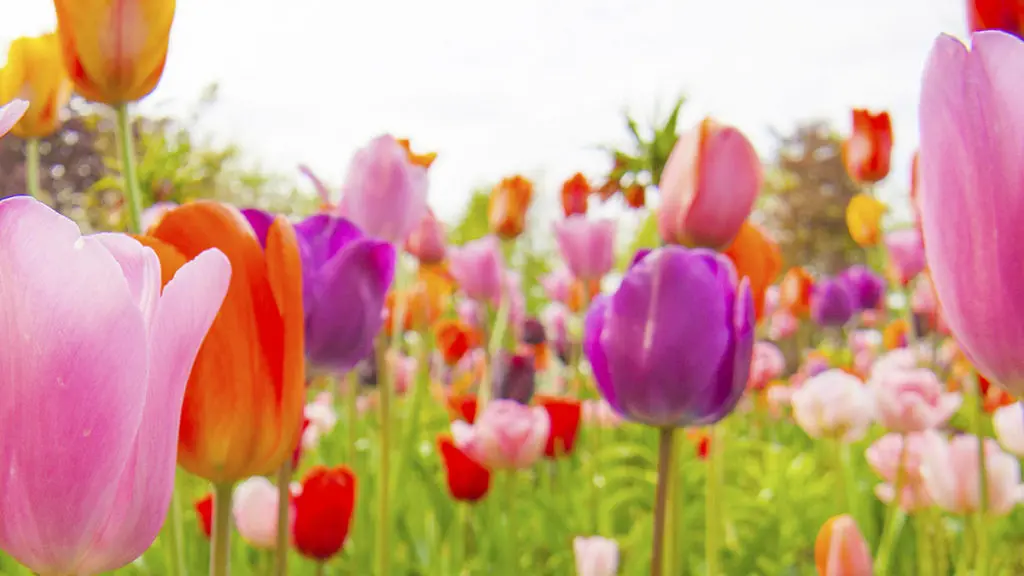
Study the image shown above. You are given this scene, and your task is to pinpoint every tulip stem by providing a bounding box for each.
[114,103,145,233]
[705,425,723,576]
[275,460,291,576]
[346,371,359,462]
[506,472,518,575]
[375,334,392,576]
[210,482,235,576]
[480,295,510,410]
[164,484,187,576]
[916,514,934,576]
[970,373,990,576]
[451,503,468,576]
[314,562,325,576]
[874,439,907,575]
[24,138,40,201]
[651,427,675,576]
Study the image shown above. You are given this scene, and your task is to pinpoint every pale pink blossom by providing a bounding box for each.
[919,431,1023,516]
[872,368,961,433]
[765,385,796,418]
[302,392,338,449]
[455,399,550,470]
[749,341,785,391]
[573,536,619,576]
[993,402,1024,457]
[791,370,873,442]
[816,515,873,576]
[768,310,799,340]
[582,399,623,428]
[232,477,296,549]
[865,433,932,511]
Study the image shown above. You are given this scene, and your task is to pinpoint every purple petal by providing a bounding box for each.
[583,295,618,411]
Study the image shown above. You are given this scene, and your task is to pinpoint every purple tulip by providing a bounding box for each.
[491,352,536,405]
[839,265,886,311]
[243,209,396,372]
[553,216,616,281]
[630,249,653,270]
[582,246,754,427]
[810,277,855,327]
[448,236,504,303]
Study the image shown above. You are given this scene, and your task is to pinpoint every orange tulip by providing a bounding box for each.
[843,108,892,183]
[561,172,589,217]
[846,193,888,247]
[397,138,437,169]
[566,278,601,314]
[815,515,873,575]
[488,175,534,239]
[385,265,453,336]
[0,33,72,138]
[722,221,782,320]
[623,183,646,209]
[882,319,909,350]
[435,319,478,366]
[780,267,815,317]
[53,0,176,105]
[136,201,305,483]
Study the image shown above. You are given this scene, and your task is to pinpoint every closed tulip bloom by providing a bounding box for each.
[573,536,620,576]
[541,266,575,305]
[437,436,491,502]
[0,197,230,575]
[846,193,888,246]
[884,229,926,286]
[0,99,28,138]
[458,399,550,470]
[843,109,893,183]
[721,221,782,321]
[554,216,616,281]
[337,134,429,245]
[791,370,874,442]
[810,278,855,327]
[838,265,886,311]
[918,32,1024,394]
[872,368,961,433]
[447,394,479,424]
[448,235,505,303]
[405,208,447,264]
[140,201,305,483]
[536,396,583,458]
[994,403,1024,456]
[292,466,357,561]
[658,118,762,249]
[866,433,933,511]
[583,246,754,427]
[233,476,290,549]
[0,33,72,138]
[968,0,1024,38]
[814,515,873,576]
[489,175,534,239]
[561,172,590,217]
[919,431,1023,516]
[53,0,175,104]
[435,318,478,366]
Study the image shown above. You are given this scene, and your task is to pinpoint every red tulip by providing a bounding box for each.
[561,172,590,217]
[437,436,491,502]
[447,394,478,424]
[968,0,1024,38]
[194,494,213,539]
[843,109,893,183]
[536,396,582,458]
[292,466,357,561]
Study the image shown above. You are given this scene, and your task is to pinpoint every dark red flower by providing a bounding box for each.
[292,466,357,561]
[536,396,582,458]
[438,436,491,502]
[195,494,213,539]
[447,394,478,424]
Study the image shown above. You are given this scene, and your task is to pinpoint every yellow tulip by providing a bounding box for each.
[845,193,888,246]
[53,0,176,105]
[0,33,72,138]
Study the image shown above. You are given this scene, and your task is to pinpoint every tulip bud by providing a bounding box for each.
[843,109,893,183]
[561,172,590,217]
[0,33,72,138]
[405,208,447,264]
[814,515,873,576]
[810,278,855,327]
[846,193,888,247]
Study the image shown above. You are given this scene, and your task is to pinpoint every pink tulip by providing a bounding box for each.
[884,229,926,286]
[764,285,780,317]
[338,134,428,244]
[553,216,616,281]
[455,399,550,470]
[657,117,762,249]
[815,515,873,576]
[865,433,933,511]
[541,303,570,347]
[448,236,504,303]
[791,370,874,442]
[582,399,624,428]
[868,349,920,385]
[910,275,938,316]
[389,350,418,396]
[573,536,619,576]
[302,392,338,450]
[0,99,28,138]
[749,341,785,391]
[457,299,482,330]
[0,197,230,574]
[872,368,961,433]
[765,385,795,418]
[502,270,527,334]
[405,208,447,264]
[918,31,1024,395]
[767,310,798,340]
[541,266,575,306]
[919,431,1023,516]
[232,477,296,549]
[993,402,1024,457]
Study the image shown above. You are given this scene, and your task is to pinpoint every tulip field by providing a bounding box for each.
[7,2,1024,576]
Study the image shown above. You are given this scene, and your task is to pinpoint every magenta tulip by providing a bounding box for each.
[553,216,616,281]
[448,236,504,304]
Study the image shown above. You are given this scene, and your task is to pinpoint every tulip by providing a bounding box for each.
[53,0,176,104]
[0,197,230,574]
[553,216,616,281]
[456,399,550,470]
[384,265,453,336]
[0,99,28,138]
[337,134,429,245]
[582,399,623,428]
[437,436,491,502]
[721,221,782,321]
[838,265,885,311]
[843,109,893,183]
[447,394,479,424]
[919,431,1023,516]
[536,396,583,458]
[884,229,925,286]
[768,310,799,340]
[968,0,1024,38]
[881,319,909,350]
[573,536,620,576]
[140,201,305,483]
[993,403,1024,456]
[435,319,477,366]
[779,267,814,317]
[872,368,961,433]
[791,370,874,442]
[583,246,754,427]
[980,373,1017,413]
[561,172,590,217]
[396,138,437,168]
[623,183,646,208]
[489,175,534,239]
[814,515,873,576]
[491,351,537,405]
[918,32,1024,395]
[845,193,888,247]
[869,349,921,385]
[302,392,339,450]
[448,235,505,303]
[865,433,933,511]
[292,466,357,561]
[405,208,447,264]
[233,476,289,549]
[749,341,786,392]
[541,302,571,362]
[389,351,417,395]
[810,278,855,327]
[765,385,796,418]
[0,33,72,138]
[195,495,214,539]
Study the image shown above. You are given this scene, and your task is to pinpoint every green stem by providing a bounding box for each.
[114,103,144,233]
[275,460,291,576]
[24,138,40,201]
[874,438,908,575]
[451,503,468,576]
[916,514,933,576]
[346,371,358,463]
[705,425,723,576]
[970,372,990,576]
[164,484,187,576]
[932,508,948,576]
[506,472,518,575]
[589,423,602,534]
[662,435,679,576]
[652,427,676,576]
[831,438,851,513]
[375,334,392,576]
[210,482,235,576]
[314,562,325,576]
[479,295,510,410]
[395,328,433,496]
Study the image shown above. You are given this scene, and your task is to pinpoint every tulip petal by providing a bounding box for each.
[241,208,276,248]
[0,197,147,572]
[0,99,29,138]
[692,278,755,426]
[583,295,617,410]
[93,233,161,327]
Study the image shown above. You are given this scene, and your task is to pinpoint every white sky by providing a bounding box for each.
[2,0,967,222]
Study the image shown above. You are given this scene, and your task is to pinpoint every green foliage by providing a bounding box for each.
[599,96,685,191]
[447,189,492,246]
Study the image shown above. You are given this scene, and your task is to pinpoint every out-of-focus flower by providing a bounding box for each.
[0,33,72,138]
[195,495,213,539]
[337,135,429,245]
[396,138,437,168]
[968,0,1024,39]
[541,303,571,363]
[623,183,646,209]
[302,392,338,450]
[292,466,357,561]
[866,433,933,511]
[993,402,1024,456]
[846,193,888,247]
[885,229,926,286]
[843,109,893,183]
[438,436,491,502]
[456,399,550,470]
[687,429,712,460]
[749,341,786,392]
[872,368,961,433]
[536,396,582,458]
[233,476,291,549]
[791,370,874,442]
[140,201,305,483]
[814,515,873,576]
[869,349,920,385]
[554,216,616,281]
[435,319,479,366]
[780,267,815,318]
[0,99,29,138]
[768,310,799,340]
[573,536,620,576]
[810,278,855,327]
[584,247,754,427]
[53,0,175,104]
[882,319,909,350]
[447,394,479,424]
[582,399,624,428]
[0,197,230,575]
[722,221,782,321]
[658,118,762,249]
[491,352,536,405]
[838,265,886,311]
[389,351,417,396]
[765,384,795,418]
[489,175,534,239]
[919,430,1023,516]
[405,208,446,264]
[384,265,454,336]
[561,172,590,217]
[541,267,575,305]
[448,236,505,304]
